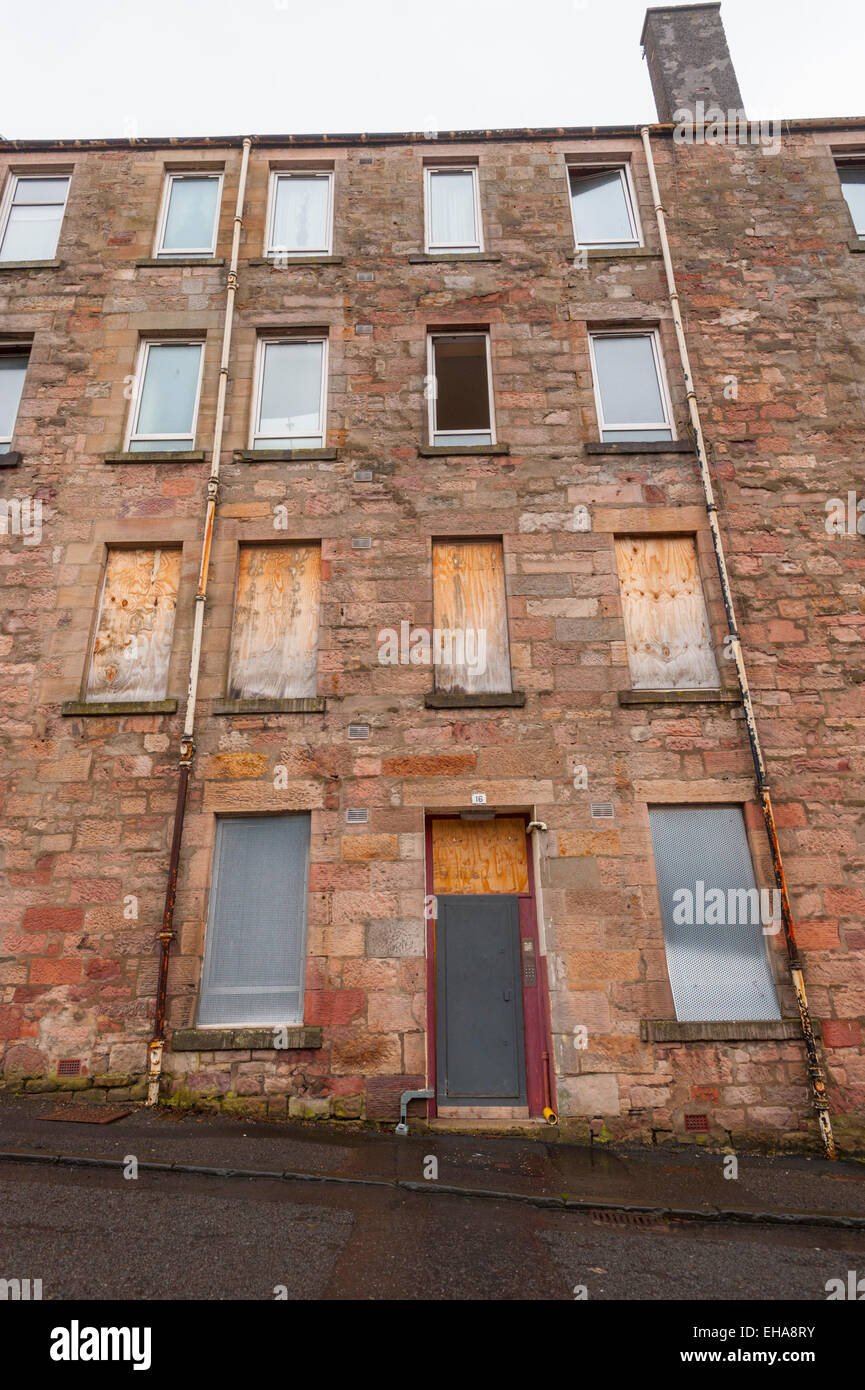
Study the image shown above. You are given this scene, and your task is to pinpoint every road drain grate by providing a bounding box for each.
[589,1209,667,1228]
[38,1107,132,1125]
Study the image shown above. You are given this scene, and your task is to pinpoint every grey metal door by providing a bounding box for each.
[435,894,527,1105]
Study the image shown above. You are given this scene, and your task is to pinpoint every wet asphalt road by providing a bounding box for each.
[3,1160,865,1301]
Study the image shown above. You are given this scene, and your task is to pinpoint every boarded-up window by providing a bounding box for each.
[432,539,511,694]
[198,814,311,1026]
[615,536,719,690]
[649,805,781,1022]
[432,817,529,894]
[227,543,321,700]
[86,548,181,702]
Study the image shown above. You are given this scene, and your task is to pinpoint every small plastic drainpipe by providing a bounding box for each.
[146,137,253,1107]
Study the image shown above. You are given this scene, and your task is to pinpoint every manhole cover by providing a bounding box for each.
[38,1107,132,1125]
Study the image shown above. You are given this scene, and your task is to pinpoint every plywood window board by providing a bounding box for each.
[432,539,512,695]
[227,543,321,700]
[614,535,719,690]
[432,816,529,895]
[86,547,181,702]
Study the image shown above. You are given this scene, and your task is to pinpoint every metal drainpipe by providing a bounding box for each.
[639,126,836,1160]
[146,137,253,1106]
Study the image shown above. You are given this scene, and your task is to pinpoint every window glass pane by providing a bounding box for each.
[433,336,490,432]
[429,170,477,247]
[162,176,219,251]
[0,355,28,439]
[271,176,330,251]
[198,815,310,1026]
[649,805,781,1022]
[12,177,68,205]
[258,341,324,438]
[840,163,865,233]
[593,335,666,426]
[570,169,635,244]
[0,204,63,261]
[135,343,202,438]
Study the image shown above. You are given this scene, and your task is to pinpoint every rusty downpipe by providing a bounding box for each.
[639,126,836,1160]
[147,136,253,1107]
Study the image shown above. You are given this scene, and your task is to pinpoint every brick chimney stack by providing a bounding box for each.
[640,3,745,123]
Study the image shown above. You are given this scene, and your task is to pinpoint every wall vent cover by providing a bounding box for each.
[591,803,614,818]
[346,809,369,824]
[348,724,370,740]
[57,1059,81,1076]
[684,1113,709,1132]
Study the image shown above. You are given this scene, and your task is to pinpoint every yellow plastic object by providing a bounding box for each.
[543,1107,558,1125]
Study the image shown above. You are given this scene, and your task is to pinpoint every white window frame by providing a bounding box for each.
[250,335,329,449]
[587,328,676,442]
[265,170,334,258]
[424,166,484,253]
[0,343,31,448]
[154,171,223,258]
[567,162,642,250]
[426,331,497,447]
[0,172,71,262]
[835,156,865,238]
[124,338,205,452]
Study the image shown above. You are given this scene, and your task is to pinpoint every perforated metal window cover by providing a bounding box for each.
[198,814,310,1027]
[648,805,781,1024]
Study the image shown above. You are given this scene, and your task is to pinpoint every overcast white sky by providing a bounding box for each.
[4,0,863,140]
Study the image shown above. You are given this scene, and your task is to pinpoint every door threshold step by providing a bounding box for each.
[428,1118,553,1133]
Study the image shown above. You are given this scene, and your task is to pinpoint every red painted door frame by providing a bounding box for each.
[423,813,555,1120]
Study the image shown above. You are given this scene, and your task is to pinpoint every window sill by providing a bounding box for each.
[172,1026,323,1052]
[104,450,205,463]
[425,691,526,709]
[247,255,344,266]
[212,696,326,715]
[619,689,740,706]
[0,258,62,271]
[582,247,661,260]
[409,252,502,263]
[135,256,226,268]
[848,236,865,253]
[232,448,338,462]
[642,1019,810,1044]
[62,699,178,717]
[584,440,693,455]
[417,443,510,457]
[0,451,21,468]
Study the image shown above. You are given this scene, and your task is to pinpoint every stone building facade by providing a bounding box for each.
[0,4,862,1151]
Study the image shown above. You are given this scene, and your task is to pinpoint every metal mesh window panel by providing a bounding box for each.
[648,805,781,1023]
[198,814,310,1026]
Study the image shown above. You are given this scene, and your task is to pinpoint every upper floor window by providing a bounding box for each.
[85,546,182,703]
[266,172,333,258]
[425,167,483,253]
[837,159,865,239]
[0,174,70,262]
[251,336,328,449]
[0,347,30,448]
[126,340,205,452]
[427,332,495,447]
[228,543,321,700]
[568,165,641,249]
[588,330,674,442]
[156,173,222,257]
